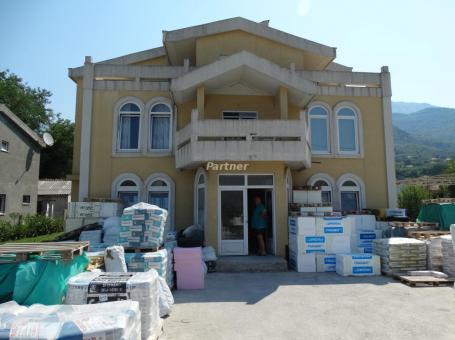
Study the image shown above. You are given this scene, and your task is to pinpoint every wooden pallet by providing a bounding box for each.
[407,230,450,240]
[0,241,89,263]
[390,221,439,229]
[395,274,454,287]
[422,198,455,204]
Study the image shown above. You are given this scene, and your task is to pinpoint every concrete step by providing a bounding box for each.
[215,255,288,272]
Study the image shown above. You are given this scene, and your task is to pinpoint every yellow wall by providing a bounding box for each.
[195,30,305,69]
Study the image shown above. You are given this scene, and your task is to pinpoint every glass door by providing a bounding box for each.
[219,189,248,255]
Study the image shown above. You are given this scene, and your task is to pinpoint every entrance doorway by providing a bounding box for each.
[218,174,275,256]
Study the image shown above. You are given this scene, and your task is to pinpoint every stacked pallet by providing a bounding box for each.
[441,235,455,276]
[426,237,444,271]
[373,238,427,274]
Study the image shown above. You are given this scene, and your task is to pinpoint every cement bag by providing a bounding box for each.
[5,300,141,340]
[0,301,27,337]
[0,263,18,303]
[202,246,217,261]
[104,246,127,272]
[157,276,174,317]
[12,254,89,305]
[103,216,121,245]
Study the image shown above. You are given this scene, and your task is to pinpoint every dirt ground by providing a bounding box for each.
[162,272,455,340]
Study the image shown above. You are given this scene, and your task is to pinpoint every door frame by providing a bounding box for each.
[217,173,276,256]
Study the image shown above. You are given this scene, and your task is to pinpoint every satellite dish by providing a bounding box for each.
[43,132,54,147]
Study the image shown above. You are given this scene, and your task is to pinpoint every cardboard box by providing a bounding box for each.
[289,234,326,254]
[326,235,351,254]
[316,254,336,272]
[316,217,351,236]
[289,251,316,272]
[288,217,316,235]
[336,254,381,276]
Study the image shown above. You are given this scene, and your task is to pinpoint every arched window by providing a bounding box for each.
[194,168,206,229]
[145,173,175,229]
[309,105,330,153]
[336,106,359,154]
[339,178,362,212]
[117,102,141,151]
[149,103,172,151]
[307,173,335,206]
[112,173,142,207]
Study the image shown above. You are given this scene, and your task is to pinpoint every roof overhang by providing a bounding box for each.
[163,17,336,68]
[170,51,317,106]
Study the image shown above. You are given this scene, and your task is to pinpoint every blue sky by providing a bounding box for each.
[1,0,454,120]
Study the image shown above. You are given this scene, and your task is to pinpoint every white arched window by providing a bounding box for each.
[309,105,330,153]
[194,168,207,229]
[112,173,142,207]
[117,102,141,151]
[145,173,175,229]
[336,106,359,154]
[337,175,365,212]
[307,173,335,206]
[149,103,172,151]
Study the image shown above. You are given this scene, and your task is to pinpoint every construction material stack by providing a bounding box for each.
[66,202,123,232]
[173,247,205,289]
[441,235,455,276]
[426,237,444,272]
[336,253,381,276]
[347,214,382,253]
[373,238,427,274]
[66,270,162,340]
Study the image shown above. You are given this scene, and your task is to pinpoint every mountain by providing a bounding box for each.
[391,102,455,179]
[392,101,435,114]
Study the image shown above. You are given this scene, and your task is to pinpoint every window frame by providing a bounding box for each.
[117,180,140,206]
[307,173,335,206]
[116,101,142,153]
[111,173,143,206]
[22,195,31,205]
[149,102,173,152]
[144,173,175,230]
[335,105,360,155]
[0,194,5,215]
[336,174,365,212]
[1,140,9,153]
[308,104,330,154]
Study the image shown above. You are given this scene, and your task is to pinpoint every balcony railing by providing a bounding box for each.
[175,109,311,169]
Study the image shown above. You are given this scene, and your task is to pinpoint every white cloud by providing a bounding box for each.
[297,0,311,16]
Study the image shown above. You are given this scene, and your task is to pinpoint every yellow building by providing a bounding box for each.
[68,17,396,257]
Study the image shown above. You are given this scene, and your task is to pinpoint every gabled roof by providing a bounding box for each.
[38,180,72,195]
[0,104,46,148]
[163,17,336,59]
[170,50,317,106]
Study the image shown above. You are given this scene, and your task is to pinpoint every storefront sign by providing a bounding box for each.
[206,162,249,171]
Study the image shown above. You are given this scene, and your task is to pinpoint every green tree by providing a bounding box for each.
[397,185,430,220]
[0,69,74,178]
[40,115,74,178]
[0,70,53,132]
[445,160,455,174]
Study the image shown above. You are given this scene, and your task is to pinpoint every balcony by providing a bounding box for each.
[175,110,311,169]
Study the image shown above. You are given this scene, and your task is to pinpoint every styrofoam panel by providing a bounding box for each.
[326,235,351,254]
[316,254,336,272]
[316,217,351,236]
[289,234,326,254]
[288,217,316,235]
[289,251,316,272]
[336,254,381,276]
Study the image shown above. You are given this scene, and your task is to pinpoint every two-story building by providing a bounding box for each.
[68,17,396,257]
[0,104,45,218]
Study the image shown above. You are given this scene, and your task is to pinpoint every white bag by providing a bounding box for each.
[157,276,174,317]
[104,245,127,272]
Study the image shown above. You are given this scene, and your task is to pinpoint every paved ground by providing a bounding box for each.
[162,272,455,340]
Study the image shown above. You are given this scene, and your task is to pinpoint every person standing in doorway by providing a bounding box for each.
[252,195,267,256]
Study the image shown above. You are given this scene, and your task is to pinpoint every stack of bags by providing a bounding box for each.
[66,202,123,232]
[288,216,351,272]
[173,247,205,289]
[66,270,162,340]
[120,202,168,249]
[373,237,427,274]
[103,216,121,246]
[0,300,141,339]
[441,235,455,276]
[426,237,444,272]
[79,229,103,250]
[347,214,382,253]
[336,254,381,276]
[125,248,174,288]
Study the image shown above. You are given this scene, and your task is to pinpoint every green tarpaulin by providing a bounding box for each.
[417,203,455,231]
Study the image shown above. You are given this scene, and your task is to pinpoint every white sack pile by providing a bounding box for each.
[373,237,427,274]
[426,237,444,272]
[0,300,141,340]
[441,235,455,277]
[66,270,162,340]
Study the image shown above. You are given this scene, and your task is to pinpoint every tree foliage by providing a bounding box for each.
[444,160,455,174]
[0,69,74,179]
[397,185,430,220]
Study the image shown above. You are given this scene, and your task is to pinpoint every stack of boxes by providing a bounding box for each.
[288,216,351,272]
[441,235,455,276]
[120,203,168,249]
[347,215,382,254]
[336,254,381,276]
[173,247,205,289]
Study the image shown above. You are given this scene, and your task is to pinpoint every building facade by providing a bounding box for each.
[0,104,45,218]
[69,17,396,257]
